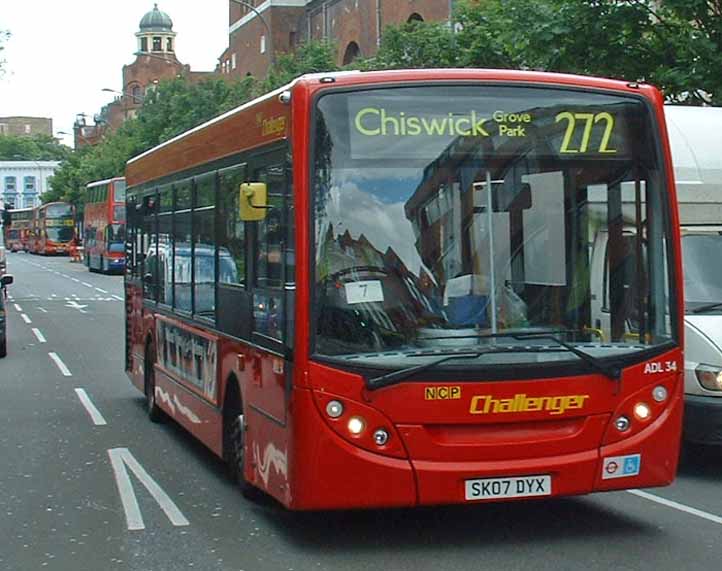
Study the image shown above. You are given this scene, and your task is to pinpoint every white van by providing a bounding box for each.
[666,106,722,445]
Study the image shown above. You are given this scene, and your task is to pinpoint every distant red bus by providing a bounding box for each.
[84,177,126,273]
[3,207,33,252]
[125,69,684,510]
[29,202,75,255]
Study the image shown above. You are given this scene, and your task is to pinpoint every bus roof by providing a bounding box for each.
[86,177,125,189]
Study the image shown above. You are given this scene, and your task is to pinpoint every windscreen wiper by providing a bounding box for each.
[368,352,486,390]
[512,333,621,381]
[367,332,622,390]
[690,301,722,314]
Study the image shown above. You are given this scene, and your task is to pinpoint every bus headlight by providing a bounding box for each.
[347,416,366,435]
[633,402,651,421]
[695,365,722,391]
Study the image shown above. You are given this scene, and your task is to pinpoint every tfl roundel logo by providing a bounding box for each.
[602,454,641,480]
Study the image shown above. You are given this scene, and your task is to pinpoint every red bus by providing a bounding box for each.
[84,177,127,273]
[29,202,75,255]
[3,207,33,252]
[124,69,684,510]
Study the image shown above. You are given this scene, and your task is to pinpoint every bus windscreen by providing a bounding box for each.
[312,85,674,369]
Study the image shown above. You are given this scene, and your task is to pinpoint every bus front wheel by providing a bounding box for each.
[224,391,258,498]
[144,343,165,423]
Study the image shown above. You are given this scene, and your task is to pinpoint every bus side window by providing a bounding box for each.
[252,156,294,347]
[193,171,217,321]
[217,164,250,339]
[142,192,158,301]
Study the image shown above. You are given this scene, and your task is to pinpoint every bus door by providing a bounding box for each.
[242,150,295,477]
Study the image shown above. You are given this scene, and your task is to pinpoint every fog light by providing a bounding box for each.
[652,385,668,402]
[614,416,631,432]
[348,416,365,435]
[695,365,722,391]
[373,428,390,446]
[326,400,344,418]
[633,402,651,421]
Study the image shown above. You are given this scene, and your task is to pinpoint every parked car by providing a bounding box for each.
[0,274,14,358]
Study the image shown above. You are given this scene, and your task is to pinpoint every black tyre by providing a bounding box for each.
[144,343,165,423]
[224,397,258,498]
[0,337,6,358]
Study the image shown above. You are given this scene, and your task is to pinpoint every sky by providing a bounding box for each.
[1,1,228,147]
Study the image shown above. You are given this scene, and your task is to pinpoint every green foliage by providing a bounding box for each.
[365,0,722,104]
[360,21,461,70]
[262,40,339,92]
[0,134,71,161]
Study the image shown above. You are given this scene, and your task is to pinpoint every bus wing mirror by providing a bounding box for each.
[239,183,269,221]
[1,274,14,287]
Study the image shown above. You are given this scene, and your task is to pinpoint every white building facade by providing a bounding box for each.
[0,161,60,209]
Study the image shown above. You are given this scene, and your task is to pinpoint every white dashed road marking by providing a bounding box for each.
[74,388,107,426]
[48,352,72,376]
[32,328,46,343]
[20,314,31,324]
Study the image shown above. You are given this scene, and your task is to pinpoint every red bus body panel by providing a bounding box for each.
[124,69,684,510]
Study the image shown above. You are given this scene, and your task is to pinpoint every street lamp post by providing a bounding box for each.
[58,129,94,149]
[102,87,146,104]
[229,0,274,68]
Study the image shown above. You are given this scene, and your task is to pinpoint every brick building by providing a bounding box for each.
[75,4,216,148]
[0,117,53,138]
[218,0,454,79]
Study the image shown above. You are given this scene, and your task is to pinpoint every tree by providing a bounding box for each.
[365,0,722,105]
[261,40,339,92]
[360,20,462,70]
[650,0,722,104]
[0,134,71,161]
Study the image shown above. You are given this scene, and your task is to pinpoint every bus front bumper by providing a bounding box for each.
[288,389,681,510]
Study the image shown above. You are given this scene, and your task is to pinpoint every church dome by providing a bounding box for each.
[139,4,173,32]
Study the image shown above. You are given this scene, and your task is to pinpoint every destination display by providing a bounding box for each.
[344,87,640,161]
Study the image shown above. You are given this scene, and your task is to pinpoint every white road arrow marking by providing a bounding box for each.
[108,448,190,531]
[65,301,88,313]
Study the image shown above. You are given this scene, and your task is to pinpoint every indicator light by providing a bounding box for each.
[326,400,344,418]
[633,402,651,421]
[348,416,365,435]
[652,385,668,402]
[614,416,631,432]
[373,429,390,446]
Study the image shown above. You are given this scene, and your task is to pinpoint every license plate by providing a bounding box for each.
[465,474,551,501]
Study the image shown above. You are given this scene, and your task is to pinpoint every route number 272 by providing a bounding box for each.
[555,112,617,154]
